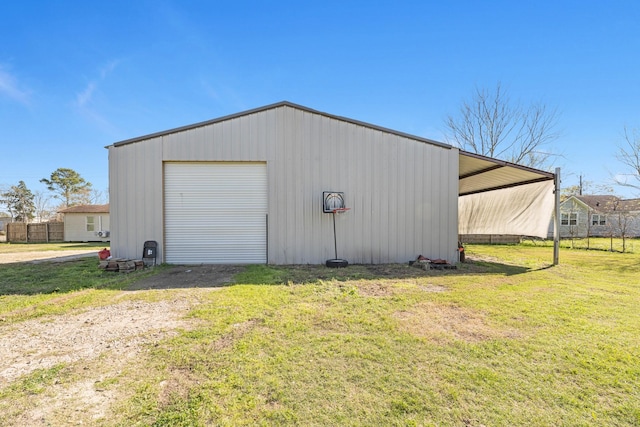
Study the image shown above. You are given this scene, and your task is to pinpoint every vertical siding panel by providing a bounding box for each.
[421,145,432,258]
[286,109,299,263]
[445,148,455,259]
[313,113,327,262]
[267,109,280,263]
[450,148,460,261]
[350,124,365,263]
[429,146,439,257]
[412,141,422,258]
[308,113,319,263]
[375,131,387,263]
[345,122,358,262]
[357,125,371,263]
[275,107,289,263]
[395,136,406,261]
[291,109,304,264]
[402,140,415,260]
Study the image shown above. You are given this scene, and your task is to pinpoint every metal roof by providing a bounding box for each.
[459,151,555,196]
[109,101,556,196]
[565,195,640,213]
[109,101,451,150]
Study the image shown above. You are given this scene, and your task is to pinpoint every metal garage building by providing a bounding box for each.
[107,102,556,265]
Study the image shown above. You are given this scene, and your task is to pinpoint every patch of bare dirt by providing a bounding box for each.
[0,291,207,425]
[352,281,396,297]
[127,264,246,290]
[0,297,195,385]
[394,302,519,344]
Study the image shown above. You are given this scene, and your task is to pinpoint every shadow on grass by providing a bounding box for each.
[0,258,536,295]
[232,260,532,286]
[0,258,166,296]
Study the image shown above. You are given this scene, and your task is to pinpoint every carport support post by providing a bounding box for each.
[553,167,561,265]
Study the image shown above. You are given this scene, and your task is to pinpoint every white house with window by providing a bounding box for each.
[58,204,110,242]
[553,195,640,238]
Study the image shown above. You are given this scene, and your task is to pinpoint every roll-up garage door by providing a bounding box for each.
[164,162,267,264]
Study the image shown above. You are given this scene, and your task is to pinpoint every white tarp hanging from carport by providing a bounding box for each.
[458,180,555,238]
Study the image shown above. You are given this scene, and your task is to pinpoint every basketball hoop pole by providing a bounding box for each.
[324,201,350,268]
[332,211,338,259]
[330,208,350,260]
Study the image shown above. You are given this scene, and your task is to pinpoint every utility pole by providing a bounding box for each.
[554,167,561,265]
[579,175,583,195]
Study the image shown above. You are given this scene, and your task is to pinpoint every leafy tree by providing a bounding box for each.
[445,82,560,169]
[0,181,35,222]
[40,168,92,208]
[614,127,640,194]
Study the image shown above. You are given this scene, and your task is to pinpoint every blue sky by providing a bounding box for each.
[1,0,639,204]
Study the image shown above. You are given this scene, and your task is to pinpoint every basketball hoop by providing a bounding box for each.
[322,191,350,267]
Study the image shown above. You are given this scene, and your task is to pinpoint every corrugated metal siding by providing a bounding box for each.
[108,137,163,260]
[164,162,267,264]
[110,105,459,264]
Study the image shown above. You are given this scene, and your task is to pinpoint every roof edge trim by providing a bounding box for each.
[459,150,556,179]
[106,101,453,150]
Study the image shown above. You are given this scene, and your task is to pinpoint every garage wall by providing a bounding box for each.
[109,104,459,264]
[109,137,164,261]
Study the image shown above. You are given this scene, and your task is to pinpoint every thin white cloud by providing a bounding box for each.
[0,66,30,104]
[75,59,121,108]
[74,59,122,134]
[76,82,96,107]
[99,59,120,79]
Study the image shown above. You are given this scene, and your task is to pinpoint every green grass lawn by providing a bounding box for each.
[1,244,639,426]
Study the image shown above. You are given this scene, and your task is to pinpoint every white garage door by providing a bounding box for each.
[164,162,267,264]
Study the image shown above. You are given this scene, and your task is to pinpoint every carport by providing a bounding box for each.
[458,151,560,264]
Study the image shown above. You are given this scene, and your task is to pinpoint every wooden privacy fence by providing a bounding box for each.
[6,222,64,243]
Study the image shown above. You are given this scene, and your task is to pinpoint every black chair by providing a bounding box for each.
[142,240,158,266]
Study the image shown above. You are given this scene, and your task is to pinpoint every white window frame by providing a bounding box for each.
[561,212,578,226]
[86,216,95,232]
[591,214,606,226]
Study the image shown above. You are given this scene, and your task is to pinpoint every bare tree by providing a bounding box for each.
[33,190,54,222]
[88,188,108,205]
[445,83,560,169]
[614,127,640,193]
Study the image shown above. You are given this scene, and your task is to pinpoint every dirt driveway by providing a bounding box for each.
[0,257,243,425]
[0,249,98,264]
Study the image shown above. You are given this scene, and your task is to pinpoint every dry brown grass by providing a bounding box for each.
[394,302,520,344]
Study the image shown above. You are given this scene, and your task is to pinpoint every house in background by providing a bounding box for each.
[58,204,110,242]
[553,195,640,238]
[0,214,10,232]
